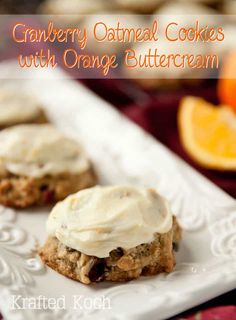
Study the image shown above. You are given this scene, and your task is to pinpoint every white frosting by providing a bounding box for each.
[0,124,89,177]
[47,186,173,258]
[41,0,107,15]
[86,13,145,55]
[116,0,162,11]
[125,37,208,79]
[213,24,236,59]
[0,90,41,126]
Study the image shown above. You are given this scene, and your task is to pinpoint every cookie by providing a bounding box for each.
[0,124,96,207]
[0,89,48,129]
[115,0,162,13]
[39,186,181,284]
[84,13,145,55]
[123,38,208,89]
[222,1,236,21]
[39,0,109,15]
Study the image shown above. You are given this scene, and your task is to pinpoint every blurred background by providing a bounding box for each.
[0,0,234,15]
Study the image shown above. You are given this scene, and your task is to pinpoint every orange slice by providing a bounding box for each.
[218,51,236,113]
[178,96,236,170]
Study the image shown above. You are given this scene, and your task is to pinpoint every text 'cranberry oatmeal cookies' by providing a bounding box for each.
[39,186,181,284]
[0,89,48,128]
[0,124,96,208]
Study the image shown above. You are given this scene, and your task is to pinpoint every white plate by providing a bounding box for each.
[0,62,236,320]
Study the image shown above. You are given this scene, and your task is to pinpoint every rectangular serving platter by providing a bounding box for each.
[0,62,235,320]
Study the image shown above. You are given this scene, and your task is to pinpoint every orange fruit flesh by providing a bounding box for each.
[218,51,236,113]
[178,96,236,170]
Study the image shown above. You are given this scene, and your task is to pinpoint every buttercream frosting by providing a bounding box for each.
[0,124,89,177]
[47,185,173,258]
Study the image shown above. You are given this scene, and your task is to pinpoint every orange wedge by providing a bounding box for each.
[178,96,236,170]
[218,51,236,113]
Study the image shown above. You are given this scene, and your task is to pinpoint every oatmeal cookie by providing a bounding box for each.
[39,217,181,284]
[0,170,96,208]
[115,0,162,13]
[39,186,181,284]
[0,89,48,128]
[0,124,97,207]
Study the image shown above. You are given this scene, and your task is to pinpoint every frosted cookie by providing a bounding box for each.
[115,0,162,13]
[0,124,96,208]
[39,0,109,15]
[212,24,236,60]
[123,37,208,89]
[156,1,219,30]
[39,0,112,26]
[222,1,236,21]
[176,0,222,6]
[0,89,48,128]
[85,13,145,55]
[39,186,181,284]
